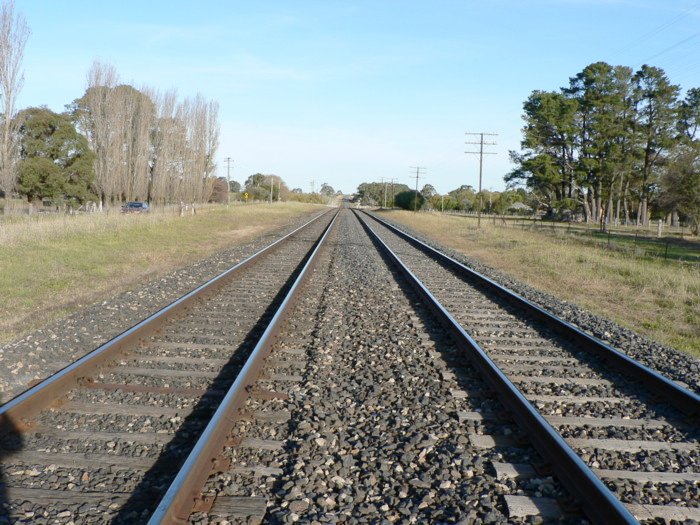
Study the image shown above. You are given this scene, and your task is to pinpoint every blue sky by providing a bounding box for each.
[16,0,700,194]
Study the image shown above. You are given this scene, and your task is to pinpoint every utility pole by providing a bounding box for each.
[224,157,233,207]
[379,177,397,208]
[310,179,316,194]
[465,132,497,228]
[409,166,426,213]
[269,175,274,204]
[441,194,444,213]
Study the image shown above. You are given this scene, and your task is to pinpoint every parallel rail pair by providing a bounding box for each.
[354,209,699,525]
[0,209,339,524]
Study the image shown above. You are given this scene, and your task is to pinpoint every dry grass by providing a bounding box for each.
[382,210,700,357]
[0,202,323,344]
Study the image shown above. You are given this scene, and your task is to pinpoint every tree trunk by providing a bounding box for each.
[614,174,623,226]
[582,188,592,223]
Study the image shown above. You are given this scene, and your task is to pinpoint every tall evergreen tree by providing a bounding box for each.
[632,65,680,225]
[16,106,96,203]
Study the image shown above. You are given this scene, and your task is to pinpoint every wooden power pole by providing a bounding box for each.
[465,132,497,228]
[409,166,426,212]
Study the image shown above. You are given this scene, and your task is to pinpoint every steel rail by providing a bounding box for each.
[354,209,639,525]
[360,210,700,417]
[148,209,339,524]
[0,209,333,435]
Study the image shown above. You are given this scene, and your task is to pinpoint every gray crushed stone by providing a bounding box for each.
[370,211,700,394]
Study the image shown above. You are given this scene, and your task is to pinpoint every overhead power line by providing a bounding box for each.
[610,2,697,60]
[638,29,700,65]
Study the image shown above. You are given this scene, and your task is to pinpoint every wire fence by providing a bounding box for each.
[437,210,700,264]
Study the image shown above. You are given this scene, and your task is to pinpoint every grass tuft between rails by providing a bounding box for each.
[0,202,324,344]
[381,210,700,358]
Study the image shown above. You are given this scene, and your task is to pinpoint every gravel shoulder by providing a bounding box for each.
[368,210,700,394]
[0,209,326,402]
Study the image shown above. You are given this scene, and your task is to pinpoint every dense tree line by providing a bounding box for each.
[356,180,529,214]
[507,61,700,233]
[68,61,219,207]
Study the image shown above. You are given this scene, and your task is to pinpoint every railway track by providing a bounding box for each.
[0,207,697,524]
[355,209,699,524]
[0,209,337,523]
[150,208,583,524]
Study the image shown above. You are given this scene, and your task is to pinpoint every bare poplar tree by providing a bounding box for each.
[202,99,220,201]
[182,94,219,203]
[0,0,28,203]
[150,90,188,204]
[75,61,119,205]
[116,84,154,201]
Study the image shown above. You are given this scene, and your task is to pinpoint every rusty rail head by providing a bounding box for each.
[0,210,332,437]
[147,209,340,524]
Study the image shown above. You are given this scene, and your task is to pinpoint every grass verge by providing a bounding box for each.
[0,202,323,344]
[382,210,700,358]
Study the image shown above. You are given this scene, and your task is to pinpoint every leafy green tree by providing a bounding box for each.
[288,191,324,204]
[356,181,410,206]
[320,183,335,196]
[394,190,425,211]
[660,143,700,234]
[507,90,578,210]
[562,63,636,223]
[421,184,436,198]
[633,65,680,225]
[509,62,686,226]
[16,107,96,203]
[229,180,241,193]
[678,87,700,141]
[490,192,511,215]
[245,173,266,189]
[448,185,476,211]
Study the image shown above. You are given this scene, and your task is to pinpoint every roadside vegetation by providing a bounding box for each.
[0,202,322,343]
[382,210,700,357]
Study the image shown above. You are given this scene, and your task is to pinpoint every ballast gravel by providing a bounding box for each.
[368,211,700,394]
[250,211,578,524]
[0,209,325,402]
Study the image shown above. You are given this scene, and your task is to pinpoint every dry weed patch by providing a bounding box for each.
[0,203,322,343]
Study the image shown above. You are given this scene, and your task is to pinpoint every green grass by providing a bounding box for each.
[384,210,700,358]
[0,202,323,343]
